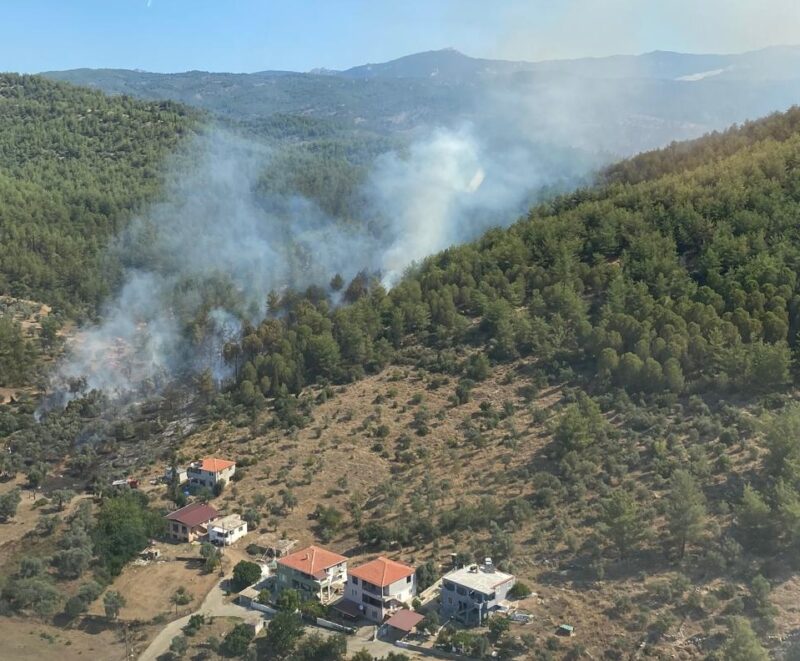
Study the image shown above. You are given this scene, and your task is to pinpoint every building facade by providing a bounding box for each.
[165,502,219,543]
[344,556,416,623]
[187,457,236,489]
[439,561,515,626]
[275,545,348,603]
[208,514,248,546]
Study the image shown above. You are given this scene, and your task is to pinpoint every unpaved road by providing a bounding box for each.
[137,578,262,661]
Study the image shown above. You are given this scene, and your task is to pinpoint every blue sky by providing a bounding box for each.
[1,0,798,73]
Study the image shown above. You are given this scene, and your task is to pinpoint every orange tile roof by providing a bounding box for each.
[199,457,235,472]
[277,546,347,578]
[349,556,414,587]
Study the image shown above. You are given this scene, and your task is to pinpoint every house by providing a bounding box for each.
[165,502,219,543]
[164,466,188,484]
[439,559,515,626]
[341,556,416,623]
[275,545,348,603]
[187,457,236,489]
[208,514,248,546]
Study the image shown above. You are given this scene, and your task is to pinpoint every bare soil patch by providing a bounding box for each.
[88,553,221,621]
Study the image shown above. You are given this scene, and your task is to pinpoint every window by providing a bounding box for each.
[407,575,412,583]
[351,577,359,585]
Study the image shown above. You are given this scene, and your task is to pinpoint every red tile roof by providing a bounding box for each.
[385,609,424,632]
[199,457,235,472]
[277,545,347,578]
[349,556,414,587]
[165,502,219,527]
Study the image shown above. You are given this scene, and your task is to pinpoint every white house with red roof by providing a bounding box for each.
[275,545,348,603]
[342,556,416,622]
[187,457,236,489]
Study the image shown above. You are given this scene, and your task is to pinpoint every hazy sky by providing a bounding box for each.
[1,0,798,73]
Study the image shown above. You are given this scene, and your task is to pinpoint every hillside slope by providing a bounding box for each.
[196,103,800,657]
[0,74,197,315]
[6,100,800,659]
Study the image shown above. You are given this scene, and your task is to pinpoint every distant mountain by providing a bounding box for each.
[41,46,800,152]
[336,47,534,81]
[333,45,800,83]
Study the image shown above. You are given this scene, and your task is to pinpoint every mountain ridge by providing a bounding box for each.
[40,44,800,81]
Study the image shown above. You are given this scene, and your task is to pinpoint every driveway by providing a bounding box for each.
[346,624,421,658]
[138,578,262,661]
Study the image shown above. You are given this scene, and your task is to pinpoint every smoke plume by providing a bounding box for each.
[43,130,376,409]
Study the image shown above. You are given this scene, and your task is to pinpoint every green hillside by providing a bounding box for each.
[0,74,196,315]
[5,82,800,658]
[227,104,800,407]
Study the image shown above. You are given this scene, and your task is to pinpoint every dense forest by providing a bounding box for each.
[0,74,197,315]
[223,104,800,409]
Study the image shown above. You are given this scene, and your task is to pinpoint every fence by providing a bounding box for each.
[395,640,475,660]
[248,601,277,616]
[315,617,356,635]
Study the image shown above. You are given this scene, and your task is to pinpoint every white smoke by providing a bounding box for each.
[47,62,761,409]
[43,129,377,410]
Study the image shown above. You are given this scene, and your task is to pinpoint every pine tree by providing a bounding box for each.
[665,469,706,558]
[600,490,646,560]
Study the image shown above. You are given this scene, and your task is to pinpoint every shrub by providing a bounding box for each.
[231,561,262,591]
[509,581,532,599]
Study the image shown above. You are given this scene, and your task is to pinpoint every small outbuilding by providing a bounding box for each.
[251,533,298,560]
[165,466,188,484]
[139,547,161,561]
[380,609,425,641]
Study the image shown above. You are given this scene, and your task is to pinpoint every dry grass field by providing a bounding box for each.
[0,615,129,661]
[0,353,790,659]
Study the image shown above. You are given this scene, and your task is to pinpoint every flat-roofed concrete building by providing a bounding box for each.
[208,513,247,546]
[440,560,515,626]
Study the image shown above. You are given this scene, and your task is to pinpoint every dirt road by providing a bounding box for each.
[137,578,261,661]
